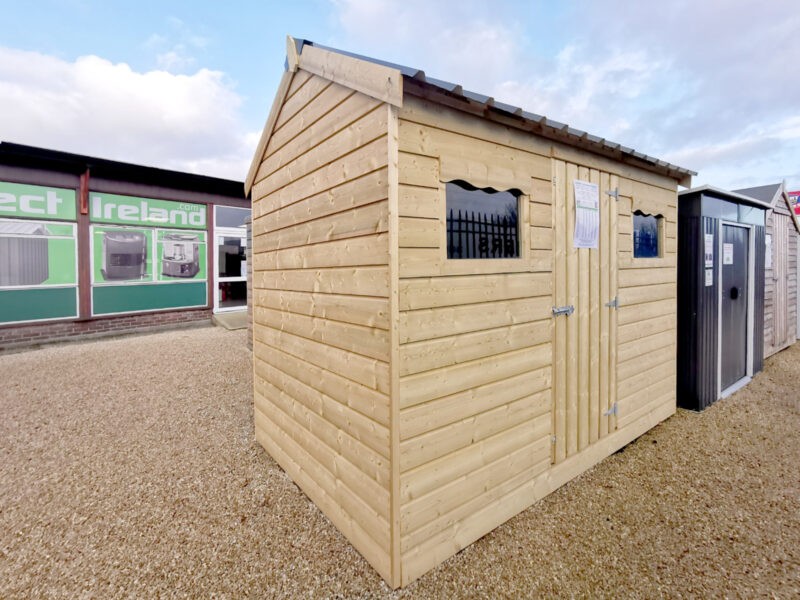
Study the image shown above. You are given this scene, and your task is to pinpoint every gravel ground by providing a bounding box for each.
[1,326,798,598]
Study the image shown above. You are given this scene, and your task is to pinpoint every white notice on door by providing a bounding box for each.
[723,243,734,265]
[704,233,714,267]
[573,179,599,249]
[705,268,713,287]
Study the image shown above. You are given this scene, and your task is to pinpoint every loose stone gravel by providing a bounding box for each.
[1,327,798,598]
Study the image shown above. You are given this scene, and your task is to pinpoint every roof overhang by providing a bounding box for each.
[245,36,696,196]
[679,184,774,210]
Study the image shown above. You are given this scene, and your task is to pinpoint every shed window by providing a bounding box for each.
[633,211,662,258]
[446,181,520,259]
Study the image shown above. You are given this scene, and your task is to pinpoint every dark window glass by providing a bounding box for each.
[446,181,520,259]
[215,206,250,228]
[219,237,245,277]
[633,212,660,258]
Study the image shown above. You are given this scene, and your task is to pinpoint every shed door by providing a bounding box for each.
[772,214,789,349]
[552,161,618,465]
[720,224,749,391]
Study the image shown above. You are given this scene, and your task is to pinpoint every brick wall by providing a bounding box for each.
[0,309,211,352]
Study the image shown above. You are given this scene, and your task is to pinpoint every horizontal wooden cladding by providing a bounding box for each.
[255,102,387,192]
[400,390,550,472]
[255,307,389,362]
[617,298,674,326]
[254,376,389,505]
[618,267,675,288]
[272,73,330,132]
[618,342,675,383]
[400,417,550,504]
[255,326,390,396]
[618,282,676,307]
[399,320,550,377]
[618,374,676,424]
[618,328,674,365]
[398,152,439,188]
[398,184,440,219]
[266,83,374,168]
[399,272,552,311]
[618,314,676,345]
[253,136,389,216]
[399,296,551,344]
[254,335,389,427]
[254,266,389,297]
[254,289,389,330]
[254,232,390,271]
[400,432,550,552]
[400,343,551,410]
[398,119,549,192]
[257,199,388,252]
[254,410,391,583]
[399,217,438,248]
[255,169,388,235]
[398,249,550,279]
[401,366,551,440]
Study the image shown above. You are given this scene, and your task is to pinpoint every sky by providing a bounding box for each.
[1,0,798,191]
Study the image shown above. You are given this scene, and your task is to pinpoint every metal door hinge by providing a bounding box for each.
[552,305,575,317]
[606,188,619,200]
[605,297,619,309]
[603,403,618,417]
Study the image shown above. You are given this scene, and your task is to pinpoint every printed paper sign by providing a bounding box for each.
[573,180,599,249]
[705,268,713,287]
[765,234,772,269]
[704,234,714,268]
[723,243,734,265]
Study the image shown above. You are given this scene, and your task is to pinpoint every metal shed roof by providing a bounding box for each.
[678,184,773,210]
[292,38,696,184]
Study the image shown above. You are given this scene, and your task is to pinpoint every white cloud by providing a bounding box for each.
[0,47,255,181]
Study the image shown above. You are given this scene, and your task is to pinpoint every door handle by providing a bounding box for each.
[730,286,739,300]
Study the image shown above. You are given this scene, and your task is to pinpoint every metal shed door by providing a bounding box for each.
[720,224,749,391]
[552,161,618,465]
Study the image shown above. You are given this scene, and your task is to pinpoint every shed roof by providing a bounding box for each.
[678,184,774,210]
[734,182,800,233]
[245,36,696,194]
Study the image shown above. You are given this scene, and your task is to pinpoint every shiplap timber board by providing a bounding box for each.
[618,375,675,414]
[254,289,389,330]
[253,407,392,582]
[256,106,388,193]
[399,343,551,409]
[254,328,390,395]
[618,314,676,345]
[254,266,390,297]
[398,184,441,219]
[617,329,674,364]
[284,69,312,98]
[400,368,551,441]
[256,232,390,271]
[618,360,674,399]
[619,267,676,288]
[618,282,676,306]
[261,91,382,184]
[399,393,550,472]
[398,216,439,248]
[397,249,547,278]
[399,420,542,503]
[272,75,331,133]
[553,159,567,463]
[266,83,363,162]
[400,446,543,550]
[255,376,390,513]
[257,200,388,251]
[398,152,439,188]
[617,298,674,325]
[252,136,389,214]
[255,352,390,459]
[255,338,390,427]
[399,272,551,311]
[399,320,550,377]
[255,306,390,362]
[398,119,549,189]
[565,162,579,457]
[618,343,675,382]
[399,296,552,344]
[256,169,388,234]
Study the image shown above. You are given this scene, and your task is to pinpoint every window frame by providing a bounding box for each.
[632,210,664,259]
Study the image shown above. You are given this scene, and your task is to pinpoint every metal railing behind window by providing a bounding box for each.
[447,209,519,259]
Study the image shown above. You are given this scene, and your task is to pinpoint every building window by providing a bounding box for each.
[446,180,520,259]
[633,211,661,258]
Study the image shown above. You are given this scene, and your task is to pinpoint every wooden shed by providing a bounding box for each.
[733,183,799,357]
[245,36,694,587]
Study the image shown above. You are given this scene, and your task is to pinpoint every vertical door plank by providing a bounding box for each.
[553,160,567,464]
[577,166,591,452]
[588,168,601,445]
[608,173,619,432]
[599,171,611,439]
[565,162,580,456]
